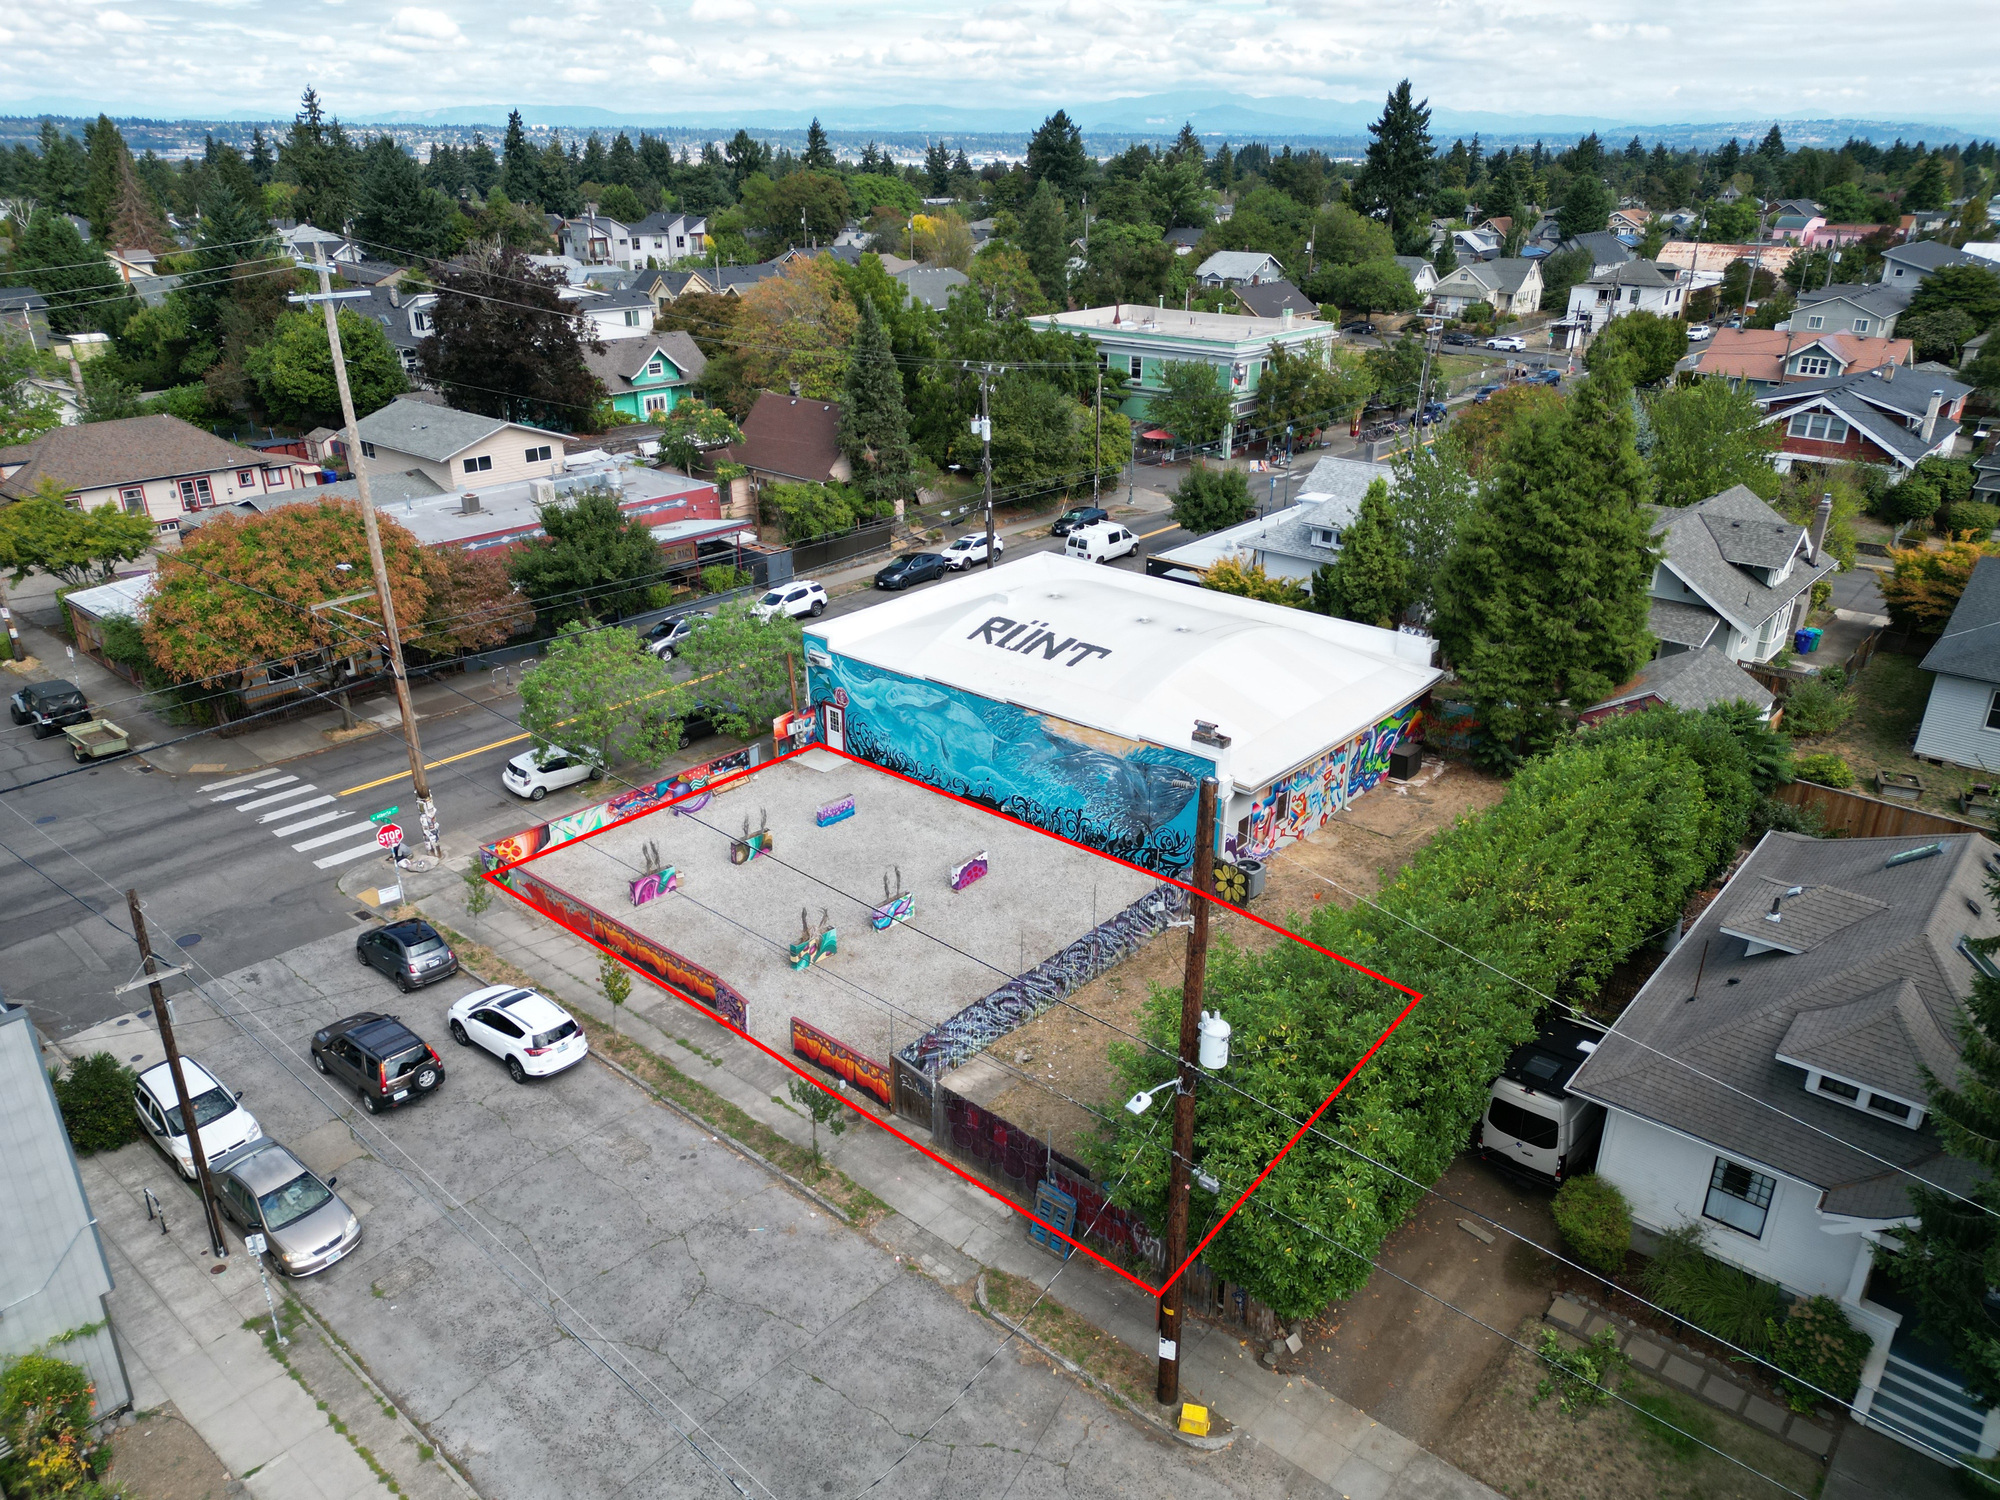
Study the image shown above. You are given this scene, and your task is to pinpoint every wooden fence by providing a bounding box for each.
[1773,781,1992,840]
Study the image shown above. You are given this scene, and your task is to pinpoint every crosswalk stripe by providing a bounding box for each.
[238,783,319,812]
[291,820,375,851]
[197,770,268,793]
[211,775,296,802]
[271,808,347,837]
[258,794,332,823]
[313,841,387,870]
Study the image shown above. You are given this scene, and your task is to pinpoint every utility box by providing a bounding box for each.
[1179,1403,1211,1436]
[1388,744,1422,781]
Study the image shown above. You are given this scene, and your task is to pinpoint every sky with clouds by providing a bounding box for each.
[0,0,1991,127]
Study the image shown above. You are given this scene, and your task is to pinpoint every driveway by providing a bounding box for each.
[1291,1155,1562,1449]
[170,932,1329,1500]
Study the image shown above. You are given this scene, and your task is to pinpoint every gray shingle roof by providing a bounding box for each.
[0,414,286,500]
[1233,279,1318,319]
[1797,282,1911,320]
[1650,486,1832,636]
[584,331,708,394]
[1587,259,1675,290]
[1592,646,1775,715]
[1883,239,1973,273]
[1234,456,1396,563]
[893,266,969,311]
[1570,831,2000,1212]
[1776,978,1955,1103]
[1560,231,1635,267]
[1919,555,2000,685]
[1648,598,1721,648]
[1194,250,1287,283]
[355,398,515,463]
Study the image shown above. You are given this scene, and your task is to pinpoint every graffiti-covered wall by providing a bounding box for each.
[480,745,759,869]
[804,651,1214,875]
[1237,701,1424,860]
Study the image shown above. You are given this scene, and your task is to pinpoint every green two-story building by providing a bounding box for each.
[585,332,709,424]
[1026,303,1339,457]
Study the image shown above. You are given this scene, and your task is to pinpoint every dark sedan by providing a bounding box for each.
[1050,505,1109,537]
[874,553,949,590]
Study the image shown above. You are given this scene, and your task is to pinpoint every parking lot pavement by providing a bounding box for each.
[146,932,1361,1500]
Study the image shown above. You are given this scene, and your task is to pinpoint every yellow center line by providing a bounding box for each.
[1136,522,1180,540]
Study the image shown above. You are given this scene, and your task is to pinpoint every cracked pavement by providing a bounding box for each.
[172,931,1341,1500]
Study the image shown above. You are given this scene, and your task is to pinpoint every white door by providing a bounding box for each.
[824,703,845,753]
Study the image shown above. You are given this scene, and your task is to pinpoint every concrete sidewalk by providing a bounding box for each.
[388,854,1498,1500]
[80,1145,473,1500]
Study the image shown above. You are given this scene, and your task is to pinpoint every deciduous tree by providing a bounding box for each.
[1879,536,2000,633]
[1582,310,1688,386]
[518,622,684,773]
[1149,359,1232,448]
[0,484,157,587]
[1169,463,1252,534]
[508,487,664,631]
[734,256,857,400]
[1389,426,1477,611]
[244,307,409,428]
[419,245,602,429]
[656,398,742,474]
[673,598,804,742]
[1646,377,1781,505]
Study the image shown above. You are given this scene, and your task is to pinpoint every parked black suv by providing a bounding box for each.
[311,1012,444,1114]
[1050,506,1109,537]
[356,919,459,991]
[10,680,90,738]
[874,553,948,590]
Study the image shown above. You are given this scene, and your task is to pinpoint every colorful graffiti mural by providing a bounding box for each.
[480,745,758,868]
[791,1017,893,1107]
[729,809,774,864]
[505,865,748,1030]
[773,709,817,755]
[815,793,856,827]
[871,868,913,930]
[1239,702,1424,860]
[629,866,680,906]
[788,908,838,970]
[802,652,1213,875]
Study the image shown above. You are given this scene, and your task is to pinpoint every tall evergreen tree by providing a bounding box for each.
[924,141,951,196]
[82,115,128,244]
[249,128,274,184]
[283,87,355,230]
[501,110,540,206]
[1556,169,1614,240]
[802,118,836,171]
[1352,80,1435,252]
[1019,181,1070,305]
[465,132,500,197]
[839,297,915,512]
[1168,122,1205,167]
[7,209,133,335]
[1026,110,1089,201]
[1893,880,2000,1406]
[1319,478,1411,627]
[537,135,579,217]
[1432,366,1657,759]
[35,121,87,217]
[353,136,456,261]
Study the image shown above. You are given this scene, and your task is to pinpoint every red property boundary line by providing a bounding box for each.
[485,742,1424,1298]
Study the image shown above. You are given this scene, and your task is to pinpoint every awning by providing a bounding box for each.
[1142,428,1175,441]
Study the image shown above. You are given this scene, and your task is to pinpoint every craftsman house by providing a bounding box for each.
[1753,369,1969,473]
[1570,829,2000,1461]
[1646,486,1837,665]
[1681,329,1913,392]
[1429,258,1543,318]
[585,333,708,422]
[1912,556,2000,770]
[720,392,852,486]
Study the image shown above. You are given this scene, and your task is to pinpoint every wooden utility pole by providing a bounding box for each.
[292,243,437,840]
[128,890,228,1259]
[980,366,996,571]
[1157,777,1218,1408]
[1092,367,1103,505]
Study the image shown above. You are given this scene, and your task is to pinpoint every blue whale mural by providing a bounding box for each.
[807,651,1212,874]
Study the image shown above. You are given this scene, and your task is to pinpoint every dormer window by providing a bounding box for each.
[1800,1066,1926,1129]
[1312,527,1341,549]
[646,359,665,376]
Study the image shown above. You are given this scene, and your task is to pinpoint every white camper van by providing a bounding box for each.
[1478,1015,1608,1186]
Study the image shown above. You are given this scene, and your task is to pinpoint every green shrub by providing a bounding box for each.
[1943,501,2000,536]
[1795,752,1854,788]
[1531,1327,1628,1415]
[1,1350,113,1498]
[51,1052,139,1155]
[699,564,753,595]
[1751,794,1829,837]
[1640,1222,1786,1353]
[1781,675,1853,737]
[1552,1174,1633,1276]
[1766,1295,1872,1414]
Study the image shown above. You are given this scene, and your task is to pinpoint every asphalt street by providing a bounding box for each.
[0,508,1202,1042]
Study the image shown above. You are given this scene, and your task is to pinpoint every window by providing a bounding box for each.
[623,310,641,326]
[1793,356,1832,377]
[1129,354,1143,380]
[463,455,493,474]
[1853,319,1870,334]
[1486,1098,1559,1150]
[644,395,666,414]
[119,485,145,514]
[1805,314,1825,329]
[1988,690,2000,733]
[1815,1075,1861,1101]
[177,476,213,508]
[1704,1157,1776,1238]
[156,519,179,534]
[1961,934,2000,979]
[266,467,288,488]
[646,358,665,376]
[237,468,257,487]
[361,441,377,459]
[1786,412,1850,443]
[1626,287,1639,304]
[524,445,552,464]
[1867,1094,1913,1121]
[414,311,431,331]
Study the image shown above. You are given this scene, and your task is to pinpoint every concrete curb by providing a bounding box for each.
[973,1272,1237,1451]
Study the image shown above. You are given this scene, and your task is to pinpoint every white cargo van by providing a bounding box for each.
[1478,1015,1608,1186]
[1064,521,1138,564]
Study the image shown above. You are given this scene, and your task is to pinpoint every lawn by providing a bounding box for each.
[1794,650,1992,819]
[1436,1319,1825,1500]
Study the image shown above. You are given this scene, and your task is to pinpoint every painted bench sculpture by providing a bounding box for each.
[871,867,914,930]
[730,809,774,864]
[629,838,682,907]
[789,907,838,970]
[949,850,989,893]
[815,793,856,827]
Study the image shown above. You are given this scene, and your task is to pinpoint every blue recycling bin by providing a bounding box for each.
[1794,626,1823,654]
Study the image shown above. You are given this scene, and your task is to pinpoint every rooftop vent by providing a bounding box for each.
[1886,842,1944,867]
[1191,720,1232,749]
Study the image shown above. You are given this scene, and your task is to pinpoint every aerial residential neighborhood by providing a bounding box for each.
[3,18,2000,1500]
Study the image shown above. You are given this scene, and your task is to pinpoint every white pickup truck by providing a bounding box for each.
[1478,1015,1609,1187]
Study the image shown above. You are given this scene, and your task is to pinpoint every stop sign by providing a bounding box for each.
[376,823,405,848]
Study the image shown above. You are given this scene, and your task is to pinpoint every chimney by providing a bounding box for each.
[1808,492,1833,563]
[1922,388,1944,442]
[585,201,599,219]
[1281,306,1294,329]
[460,492,481,515]
[788,380,801,399]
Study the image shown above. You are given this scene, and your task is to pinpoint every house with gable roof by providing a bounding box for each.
[1793,282,1911,340]
[1753,367,1969,473]
[584,333,708,423]
[1562,259,1688,335]
[1429,258,1543,318]
[1193,250,1288,288]
[1646,486,1838,664]
[353,396,565,494]
[1681,328,1914,392]
[1569,829,2000,1460]
[1912,556,2000,770]
[1880,239,1975,291]
[1144,456,1395,585]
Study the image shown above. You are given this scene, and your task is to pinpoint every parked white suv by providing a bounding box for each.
[1483,335,1527,352]
[133,1058,262,1179]
[448,985,589,1083]
[754,581,827,621]
[944,534,1004,569]
[502,745,600,801]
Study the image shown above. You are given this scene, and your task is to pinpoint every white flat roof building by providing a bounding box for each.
[804,553,1438,867]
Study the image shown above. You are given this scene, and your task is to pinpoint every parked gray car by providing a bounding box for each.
[209,1138,361,1277]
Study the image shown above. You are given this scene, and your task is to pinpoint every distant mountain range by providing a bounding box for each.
[7,89,1997,148]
